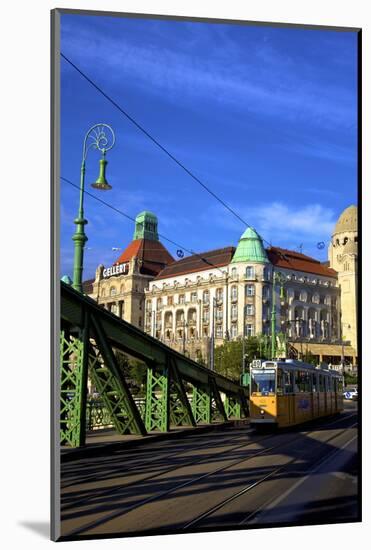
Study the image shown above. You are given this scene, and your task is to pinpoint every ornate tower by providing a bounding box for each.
[232,227,269,336]
[133,211,159,241]
[328,205,358,353]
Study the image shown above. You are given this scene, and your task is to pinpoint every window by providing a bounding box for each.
[203,309,210,322]
[245,304,254,316]
[263,267,270,281]
[216,325,223,338]
[284,371,294,393]
[216,288,223,302]
[203,290,209,304]
[312,373,318,392]
[294,370,312,392]
[245,284,255,296]
[262,285,270,299]
[245,324,254,337]
[277,369,284,395]
[245,266,255,279]
[179,294,185,304]
[231,304,238,320]
[216,306,223,320]
[251,370,275,394]
[110,286,117,297]
[231,286,238,300]
[167,296,173,306]
[191,292,197,303]
[231,267,237,280]
[231,324,237,338]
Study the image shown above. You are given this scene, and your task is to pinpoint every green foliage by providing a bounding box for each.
[344,371,357,386]
[114,350,147,396]
[302,350,318,366]
[214,336,263,382]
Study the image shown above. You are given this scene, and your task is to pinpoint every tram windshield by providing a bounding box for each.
[251,369,276,394]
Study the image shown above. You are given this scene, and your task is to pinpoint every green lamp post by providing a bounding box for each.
[270,270,286,360]
[72,123,115,292]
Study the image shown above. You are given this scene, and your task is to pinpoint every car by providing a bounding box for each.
[343,388,357,400]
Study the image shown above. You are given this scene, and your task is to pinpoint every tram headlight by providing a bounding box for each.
[260,409,265,415]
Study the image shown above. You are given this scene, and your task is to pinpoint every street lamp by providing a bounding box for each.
[72,123,115,292]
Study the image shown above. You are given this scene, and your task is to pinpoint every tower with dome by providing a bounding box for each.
[328,205,358,354]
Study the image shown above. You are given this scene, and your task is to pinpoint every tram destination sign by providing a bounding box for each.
[103,263,129,278]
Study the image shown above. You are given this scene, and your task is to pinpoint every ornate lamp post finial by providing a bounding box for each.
[72,124,115,292]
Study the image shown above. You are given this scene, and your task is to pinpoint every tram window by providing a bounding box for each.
[277,369,284,395]
[251,371,276,394]
[297,370,312,392]
[318,374,324,392]
[312,373,317,392]
[284,371,293,393]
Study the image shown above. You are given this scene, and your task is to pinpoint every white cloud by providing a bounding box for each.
[208,201,336,249]
[251,202,336,242]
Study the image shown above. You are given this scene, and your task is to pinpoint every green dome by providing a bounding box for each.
[61,275,72,285]
[232,227,268,263]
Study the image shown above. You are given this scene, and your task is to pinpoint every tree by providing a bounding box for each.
[114,350,147,396]
[214,336,262,381]
[303,350,317,366]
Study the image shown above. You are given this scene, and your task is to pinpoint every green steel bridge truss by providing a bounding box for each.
[59,282,249,447]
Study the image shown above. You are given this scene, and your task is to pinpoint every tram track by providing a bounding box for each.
[61,411,357,537]
[61,427,256,495]
[61,429,274,513]
[181,418,358,530]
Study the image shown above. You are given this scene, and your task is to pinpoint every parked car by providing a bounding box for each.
[343,388,357,400]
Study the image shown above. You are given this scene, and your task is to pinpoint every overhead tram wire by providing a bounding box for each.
[62,176,284,345]
[62,176,229,276]
[62,176,274,346]
[60,52,289,261]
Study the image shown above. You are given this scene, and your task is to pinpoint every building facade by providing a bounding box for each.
[82,205,358,370]
[144,226,355,366]
[84,211,174,329]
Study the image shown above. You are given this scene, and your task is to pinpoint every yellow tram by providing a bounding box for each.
[249,359,344,429]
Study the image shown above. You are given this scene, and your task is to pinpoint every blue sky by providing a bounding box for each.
[60,14,358,280]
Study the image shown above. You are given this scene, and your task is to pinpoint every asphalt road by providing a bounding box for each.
[59,401,359,540]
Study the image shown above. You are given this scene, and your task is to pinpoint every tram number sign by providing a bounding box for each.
[252,359,262,368]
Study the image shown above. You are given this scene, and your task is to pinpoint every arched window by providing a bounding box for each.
[110,286,117,297]
[343,237,348,245]
[203,290,209,304]
[231,267,237,280]
[245,266,255,279]
[246,284,255,296]
[231,285,238,300]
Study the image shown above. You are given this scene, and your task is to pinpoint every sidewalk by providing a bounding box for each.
[61,418,250,462]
